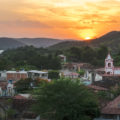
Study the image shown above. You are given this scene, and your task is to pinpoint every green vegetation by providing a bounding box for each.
[6,108,16,119]
[97,91,111,100]
[110,84,120,99]
[97,84,120,101]
[65,45,108,66]
[0,46,61,70]
[48,70,60,79]
[1,45,120,70]
[32,78,100,120]
[15,78,39,93]
[15,78,49,93]
[113,51,120,66]
[78,70,85,76]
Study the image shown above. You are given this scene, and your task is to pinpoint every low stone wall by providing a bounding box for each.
[103,76,120,81]
[93,76,120,89]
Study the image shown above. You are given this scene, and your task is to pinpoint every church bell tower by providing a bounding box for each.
[105,53,114,74]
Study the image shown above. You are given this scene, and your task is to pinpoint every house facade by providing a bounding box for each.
[28,70,48,80]
[63,62,93,72]
[0,81,15,96]
[7,71,28,81]
[59,54,67,63]
[81,70,103,84]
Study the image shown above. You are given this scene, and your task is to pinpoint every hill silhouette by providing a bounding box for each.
[0,31,119,51]
[49,31,120,51]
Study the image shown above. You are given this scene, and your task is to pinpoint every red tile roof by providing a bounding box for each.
[88,85,108,91]
[64,62,94,69]
[69,72,79,76]
[14,95,27,100]
[22,112,39,119]
[96,68,105,72]
[102,74,120,77]
[102,95,120,114]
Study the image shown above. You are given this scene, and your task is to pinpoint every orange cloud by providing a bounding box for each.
[0,0,120,39]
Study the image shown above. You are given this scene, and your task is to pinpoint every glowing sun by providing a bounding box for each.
[85,37,91,40]
[79,29,96,41]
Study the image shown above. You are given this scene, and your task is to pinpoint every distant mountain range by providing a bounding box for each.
[0,38,24,50]
[0,38,62,50]
[16,38,62,48]
[0,31,120,51]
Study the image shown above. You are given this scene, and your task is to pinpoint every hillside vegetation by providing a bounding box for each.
[0,46,61,70]
[0,45,120,70]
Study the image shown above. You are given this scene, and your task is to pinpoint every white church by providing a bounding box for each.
[105,53,120,75]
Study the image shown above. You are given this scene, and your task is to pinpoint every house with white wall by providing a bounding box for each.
[82,69,103,84]
[28,70,48,80]
[59,54,67,63]
[0,71,7,81]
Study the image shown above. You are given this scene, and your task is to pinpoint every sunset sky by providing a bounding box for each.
[0,0,120,40]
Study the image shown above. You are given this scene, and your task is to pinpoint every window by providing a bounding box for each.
[108,63,111,67]
[35,73,39,77]
[107,72,110,74]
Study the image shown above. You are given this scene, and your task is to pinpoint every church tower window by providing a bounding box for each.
[108,63,111,67]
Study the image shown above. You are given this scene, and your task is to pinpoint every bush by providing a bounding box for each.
[48,70,60,79]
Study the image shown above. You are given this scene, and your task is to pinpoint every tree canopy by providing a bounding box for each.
[0,46,61,70]
[32,78,100,120]
[0,45,117,69]
[65,45,108,66]
[48,70,60,79]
